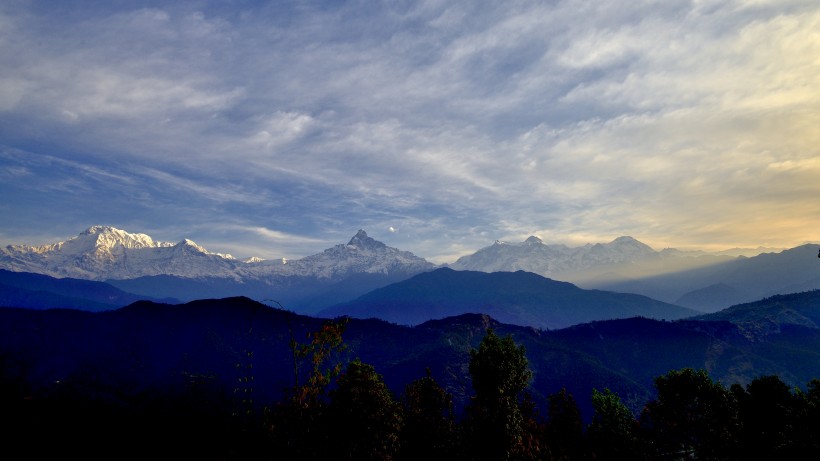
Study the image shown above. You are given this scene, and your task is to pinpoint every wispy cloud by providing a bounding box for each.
[1,0,819,261]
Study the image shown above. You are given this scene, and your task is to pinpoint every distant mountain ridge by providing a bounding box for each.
[0,269,176,311]
[318,267,699,329]
[447,235,658,275]
[448,235,820,313]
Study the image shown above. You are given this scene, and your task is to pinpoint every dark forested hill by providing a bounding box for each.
[2,295,817,420]
[692,289,820,330]
[317,267,699,329]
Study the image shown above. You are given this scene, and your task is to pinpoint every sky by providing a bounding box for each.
[1,0,819,265]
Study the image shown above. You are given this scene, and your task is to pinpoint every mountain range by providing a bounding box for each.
[447,235,820,312]
[2,225,819,457]
[2,225,819,315]
[1,226,435,313]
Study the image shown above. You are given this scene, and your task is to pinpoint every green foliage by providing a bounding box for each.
[586,388,642,460]
[469,328,532,401]
[290,316,349,408]
[268,317,349,459]
[463,328,541,461]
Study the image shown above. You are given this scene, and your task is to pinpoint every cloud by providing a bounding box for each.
[1,0,819,261]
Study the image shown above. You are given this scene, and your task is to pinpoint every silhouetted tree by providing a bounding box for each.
[544,387,583,461]
[290,317,350,407]
[400,368,459,460]
[794,378,820,456]
[326,358,403,461]
[640,368,739,461]
[268,317,349,459]
[736,375,802,459]
[586,388,643,460]
[462,328,541,461]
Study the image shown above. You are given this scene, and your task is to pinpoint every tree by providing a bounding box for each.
[462,328,541,461]
[794,378,820,455]
[469,329,532,401]
[268,317,349,459]
[586,388,643,460]
[326,359,403,461]
[544,388,583,461]
[289,317,349,408]
[737,375,802,459]
[400,369,458,460]
[640,368,739,461]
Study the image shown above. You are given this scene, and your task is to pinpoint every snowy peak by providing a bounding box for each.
[595,236,656,257]
[20,225,172,258]
[280,229,434,279]
[0,226,241,280]
[346,229,386,251]
[449,235,661,278]
[78,226,167,250]
[609,235,651,249]
[0,226,436,284]
[177,238,207,253]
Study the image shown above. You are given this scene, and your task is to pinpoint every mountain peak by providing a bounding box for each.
[609,236,654,251]
[76,225,159,250]
[611,236,638,243]
[82,225,118,235]
[347,229,385,250]
[525,236,543,245]
[179,238,204,249]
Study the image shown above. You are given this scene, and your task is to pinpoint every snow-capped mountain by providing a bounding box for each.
[446,234,820,313]
[246,229,435,279]
[0,226,435,283]
[447,235,662,279]
[0,226,240,280]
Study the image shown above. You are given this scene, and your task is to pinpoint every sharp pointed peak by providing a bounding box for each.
[177,238,207,251]
[346,229,387,250]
